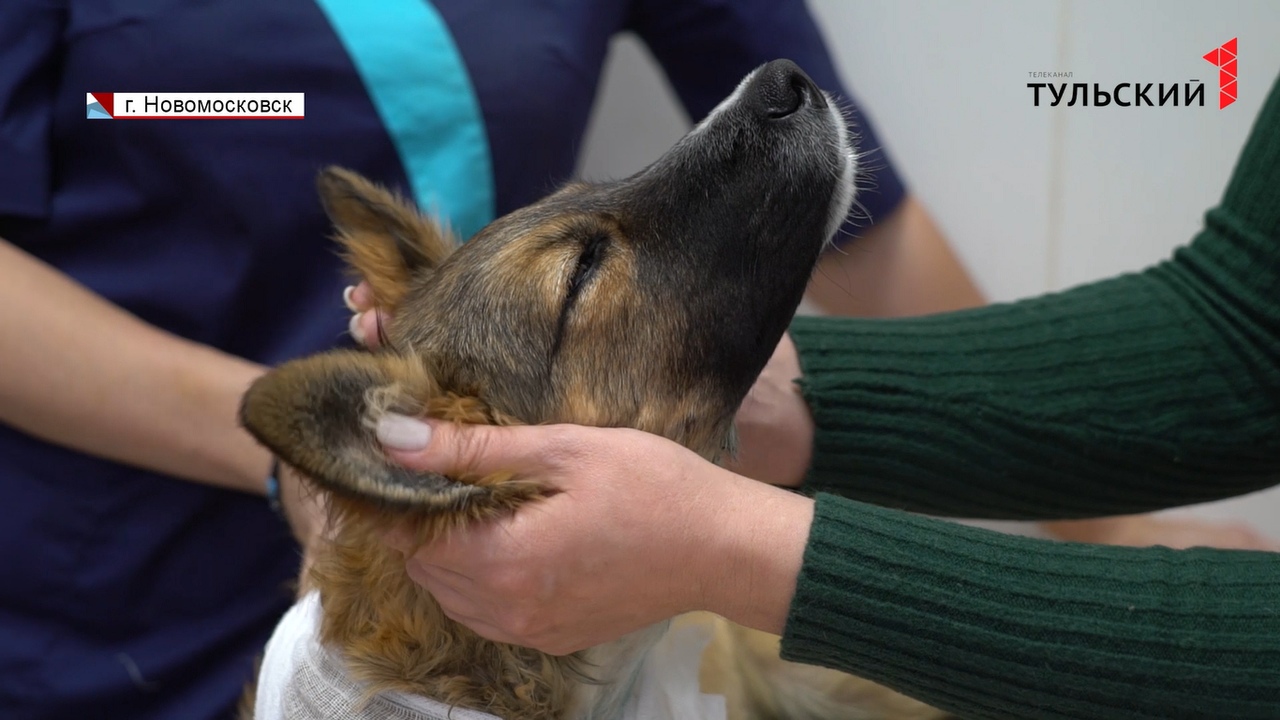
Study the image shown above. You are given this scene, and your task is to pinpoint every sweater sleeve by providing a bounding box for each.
[788,74,1280,521]
[777,74,1280,719]
[782,494,1280,719]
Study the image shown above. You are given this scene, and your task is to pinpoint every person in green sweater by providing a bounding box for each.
[370,72,1280,719]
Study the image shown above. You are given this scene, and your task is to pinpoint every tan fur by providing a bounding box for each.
[692,615,947,720]
[241,167,950,720]
[319,167,455,309]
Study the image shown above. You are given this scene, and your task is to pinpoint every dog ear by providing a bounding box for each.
[317,167,456,311]
[241,350,525,512]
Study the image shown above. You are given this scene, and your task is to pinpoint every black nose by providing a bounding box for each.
[747,59,825,119]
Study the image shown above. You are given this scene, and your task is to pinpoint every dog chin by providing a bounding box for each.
[822,95,859,246]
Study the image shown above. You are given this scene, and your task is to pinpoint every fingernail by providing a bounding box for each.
[348,311,366,345]
[377,413,432,451]
[342,285,359,312]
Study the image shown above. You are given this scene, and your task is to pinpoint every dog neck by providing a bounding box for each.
[311,510,671,720]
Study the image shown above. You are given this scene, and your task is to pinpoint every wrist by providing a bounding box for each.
[692,468,814,634]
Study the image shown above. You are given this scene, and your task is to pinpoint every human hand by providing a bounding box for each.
[377,417,813,654]
[724,333,815,488]
[1043,514,1280,551]
[343,282,388,349]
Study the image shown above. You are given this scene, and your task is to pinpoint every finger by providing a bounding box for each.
[384,520,493,574]
[376,416,549,480]
[348,311,365,346]
[437,606,517,646]
[407,554,479,588]
[426,580,564,653]
[351,282,375,311]
[403,559,482,616]
[348,309,386,348]
[409,570,515,642]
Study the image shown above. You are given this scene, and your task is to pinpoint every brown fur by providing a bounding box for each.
[243,143,948,717]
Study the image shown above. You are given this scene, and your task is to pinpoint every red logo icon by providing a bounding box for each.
[1203,38,1237,109]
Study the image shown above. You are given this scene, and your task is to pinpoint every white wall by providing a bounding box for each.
[576,0,1280,536]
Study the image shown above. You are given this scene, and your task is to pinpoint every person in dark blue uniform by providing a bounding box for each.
[0,2,923,718]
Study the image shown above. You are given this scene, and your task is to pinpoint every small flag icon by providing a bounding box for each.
[87,93,114,119]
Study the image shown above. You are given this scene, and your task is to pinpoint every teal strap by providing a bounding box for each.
[314,0,495,240]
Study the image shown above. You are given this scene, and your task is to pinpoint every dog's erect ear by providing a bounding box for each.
[241,350,522,512]
[317,167,456,311]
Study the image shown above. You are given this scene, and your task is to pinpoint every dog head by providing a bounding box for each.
[241,59,854,516]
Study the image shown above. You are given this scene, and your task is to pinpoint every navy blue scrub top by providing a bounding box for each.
[0,1,905,717]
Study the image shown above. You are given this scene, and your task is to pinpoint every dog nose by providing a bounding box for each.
[748,59,825,119]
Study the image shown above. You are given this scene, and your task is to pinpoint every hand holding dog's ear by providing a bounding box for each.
[344,281,388,349]
[379,418,814,654]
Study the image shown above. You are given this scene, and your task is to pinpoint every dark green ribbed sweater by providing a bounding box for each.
[780,74,1280,719]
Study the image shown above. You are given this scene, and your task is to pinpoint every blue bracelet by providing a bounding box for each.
[265,458,284,517]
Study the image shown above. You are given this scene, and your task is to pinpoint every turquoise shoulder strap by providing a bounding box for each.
[314,0,495,240]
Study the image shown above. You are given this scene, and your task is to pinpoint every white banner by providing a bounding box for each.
[87,93,305,119]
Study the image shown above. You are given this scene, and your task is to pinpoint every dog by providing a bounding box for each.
[241,59,949,720]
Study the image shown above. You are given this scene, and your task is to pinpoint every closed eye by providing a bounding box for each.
[550,232,609,363]
[566,233,608,304]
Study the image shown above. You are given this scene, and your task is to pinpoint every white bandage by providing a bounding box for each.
[255,592,726,720]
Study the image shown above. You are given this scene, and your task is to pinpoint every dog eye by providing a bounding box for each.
[566,233,608,301]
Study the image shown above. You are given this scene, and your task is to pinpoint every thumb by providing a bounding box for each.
[376,414,536,479]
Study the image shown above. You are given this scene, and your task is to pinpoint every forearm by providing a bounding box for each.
[782,494,1280,719]
[0,237,270,493]
[793,238,1280,519]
